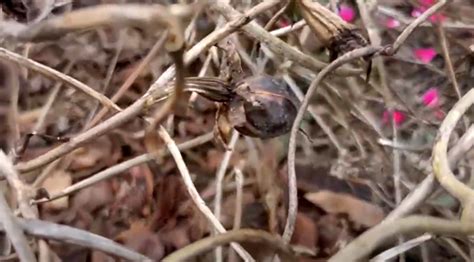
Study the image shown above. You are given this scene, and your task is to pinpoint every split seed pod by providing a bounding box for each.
[226,75,299,139]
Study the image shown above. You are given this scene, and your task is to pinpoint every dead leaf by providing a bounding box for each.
[116,221,164,261]
[305,190,384,228]
[41,170,72,210]
[72,181,114,212]
[292,212,318,250]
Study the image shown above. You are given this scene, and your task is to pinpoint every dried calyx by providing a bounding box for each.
[296,0,368,60]
[159,75,299,139]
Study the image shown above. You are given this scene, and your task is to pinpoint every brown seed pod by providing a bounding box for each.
[227,75,299,139]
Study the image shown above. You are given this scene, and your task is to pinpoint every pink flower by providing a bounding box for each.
[414,48,437,63]
[385,18,400,28]
[434,109,445,120]
[429,13,446,23]
[338,5,356,23]
[383,110,406,126]
[422,88,439,107]
[411,8,424,18]
[420,0,435,6]
[411,2,446,24]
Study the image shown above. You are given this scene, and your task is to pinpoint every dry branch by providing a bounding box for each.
[330,216,474,261]
[432,88,474,218]
[156,126,254,261]
[286,46,383,243]
[0,48,121,112]
[0,219,152,261]
[15,0,277,173]
[162,229,295,261]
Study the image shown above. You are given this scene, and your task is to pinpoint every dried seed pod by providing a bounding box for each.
[296,0,368,60]
[227,75,299,138]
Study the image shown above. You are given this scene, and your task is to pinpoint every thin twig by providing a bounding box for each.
[214,131,240,262]
[0,219,152,261]
[210,0,362,76]
[330,216,474,261]
[436,24,470,130]
[33,132,214,204]
[286,46,383,243]
[228,167,244,262]
[162,229,295,262]
[88,33,168,128]
[0,48,121,112]
[371,234,432,262]
[390,0,448,54]
[0,193,36,262]
[384,125,474,222]
[157,126,254,261]
[15,0,275,173]
[32,60,75,133]
[432,88,474,217]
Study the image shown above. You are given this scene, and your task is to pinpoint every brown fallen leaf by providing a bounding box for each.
[305,190,384,228]
[116,220,164,261]
[292,212,318,250]
[41,170,72,210]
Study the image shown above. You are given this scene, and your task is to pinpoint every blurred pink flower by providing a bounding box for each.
[411,8,423,18]
[434,109,445,120]
[414,48,437,63]
[429,13,446,23]
[411,1,446,24]
[383,110,406,126]
[422,88,439,107]
[385,18,400,28]
[420,0,435,6]
[338,5,356,22]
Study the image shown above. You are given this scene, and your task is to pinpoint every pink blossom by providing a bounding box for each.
[338,5,356,23]
[420,0,435,6]
[429,13,446,23]
[422,88,439,107]
[383,110,406,126]
[434,109,445,120]
[385,18,400,29]
[411,3,446,24]
[411,8,424,18]
[414,48,437,63]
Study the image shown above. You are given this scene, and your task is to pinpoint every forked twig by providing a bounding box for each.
[330,216,474,261]
[0,48,121,112]
[432,88,474,219]
[156,126,254,261]
[163,229,295,261]
[285,46,383,243]
[0,193,36,262]
[15,0,274,173]
[0,219,152,261]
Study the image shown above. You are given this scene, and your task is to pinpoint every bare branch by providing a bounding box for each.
[210,0,362,76]
[330,216,474,261]
[286,46,383,243]
[157,126,254,261]
[0,193,36,262]
[33,132,213,204]
[0,219,152,261]
[432,88,474,211]
[0,48,121,112]
[162,229,295,262]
